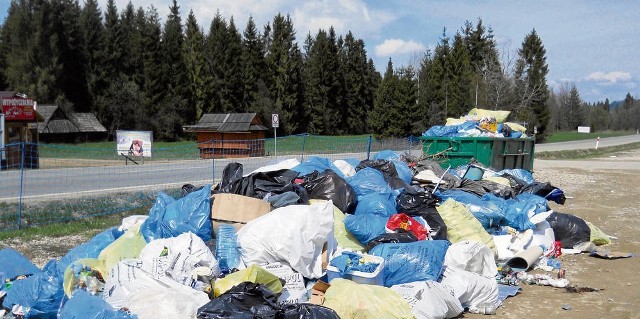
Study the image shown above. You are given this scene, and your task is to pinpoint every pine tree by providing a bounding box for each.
[79,0,105,113]
[242,16,270,123]
[204,11,227,114]
[341,32,372,134]
[182,10,207,121]
[448,32,473,117]
[514,29,549,140]
[224,17,245,113]
[566,84,584,129]
[369,59,398,137]
[140,6,166,132]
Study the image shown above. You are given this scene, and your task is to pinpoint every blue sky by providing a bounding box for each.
[1,0,638,103]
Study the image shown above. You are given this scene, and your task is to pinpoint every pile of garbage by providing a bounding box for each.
[0,150,613,319]
[422,108,528,138]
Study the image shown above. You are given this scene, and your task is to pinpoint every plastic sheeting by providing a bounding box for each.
[237,200,334,279]
[370,240,449,287]
[140,185,212,243]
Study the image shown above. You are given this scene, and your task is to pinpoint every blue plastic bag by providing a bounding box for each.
[498,169,535,185]
[0,248,41,286]
[140,184,212,243]
[291,156,333,176]
[58,290,136,319]
[370,240,449,287]
[436,190,505,229]
[372,151,413,184]
[57,227,122,276]
[354,192,397,217]
[344,214,388,245]
[502,193,548,231]
[346,168,391,198]
[3,260,64,319]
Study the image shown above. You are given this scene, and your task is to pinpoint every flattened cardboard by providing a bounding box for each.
[309,280,330,305]
[210,193,271,237]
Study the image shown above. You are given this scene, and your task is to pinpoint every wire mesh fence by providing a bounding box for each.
[0,134,423,231]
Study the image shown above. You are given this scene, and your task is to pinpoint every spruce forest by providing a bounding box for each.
[1,0,638,142]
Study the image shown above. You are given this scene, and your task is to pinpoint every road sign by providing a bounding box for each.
[272,114,279,128]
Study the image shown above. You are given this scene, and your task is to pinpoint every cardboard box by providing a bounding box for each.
[210,193,271,237]
[308,280,330,305]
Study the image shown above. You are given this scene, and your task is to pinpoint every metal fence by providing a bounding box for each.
[0,134,423,231]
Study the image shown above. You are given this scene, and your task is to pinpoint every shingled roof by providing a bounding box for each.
[37,104,106,134]
[183,113,269,132]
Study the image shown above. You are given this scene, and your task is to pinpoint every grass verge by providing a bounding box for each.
[543,131,634,143]
[536,141,640,160]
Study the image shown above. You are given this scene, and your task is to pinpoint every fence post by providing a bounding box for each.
[301,133,308,161]
[366,135,372,160]
[211,140,216,185]
[18,142,25,228]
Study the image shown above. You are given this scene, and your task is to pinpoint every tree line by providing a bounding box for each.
[1,0,635,142]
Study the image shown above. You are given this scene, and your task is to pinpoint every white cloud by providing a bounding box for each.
[585,71,632,84]
[375,39,425,57]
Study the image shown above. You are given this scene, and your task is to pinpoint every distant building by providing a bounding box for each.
[36,104,107,142]
[183,113,269,159]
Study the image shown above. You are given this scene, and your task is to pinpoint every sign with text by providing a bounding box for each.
[116,130,153,157]
[272,114,279,128]
[1,97,35,120]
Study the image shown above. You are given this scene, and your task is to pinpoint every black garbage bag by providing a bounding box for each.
[301,169,357,214]
[454,179,514,199]
[282,303,341,319]
[418,207,448,241]
[197,282,281,319]
[546,211,591,248]
[182,183,205,196]
[396,190,440,216]
[497,172,527,194]
[215,163,308,206]
[520,182,566,205]
[356,159,399,180]
[366,229,419,251]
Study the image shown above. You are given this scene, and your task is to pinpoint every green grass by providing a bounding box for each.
[536,141,640,160]
[543,130,635,143]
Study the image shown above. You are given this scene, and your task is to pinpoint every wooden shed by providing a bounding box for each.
[37,105,107,142]
[182,113,269,159]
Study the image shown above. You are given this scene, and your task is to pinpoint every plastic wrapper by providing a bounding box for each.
[354,192,397,217]
[301,169,357,214]
[546,211,591,248]
[344,213,388,245]
[370,240,449,287]
[322,278,414,319]
[140,185,213,243]
[436,199,497,254]
[385,213,428,240]
[213,264,283,298]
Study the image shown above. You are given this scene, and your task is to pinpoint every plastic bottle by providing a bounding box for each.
[215,224,240,274]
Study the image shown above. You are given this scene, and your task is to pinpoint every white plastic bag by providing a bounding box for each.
[391,281,464,319]
[332,160,356,177]
[439,266,498,315]
[237,200,334,278]
[444,240,497,279]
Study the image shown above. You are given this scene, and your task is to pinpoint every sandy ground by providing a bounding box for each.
[2,150,640,318]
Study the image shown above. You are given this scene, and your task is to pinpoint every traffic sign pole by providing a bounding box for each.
[272,114,279,159]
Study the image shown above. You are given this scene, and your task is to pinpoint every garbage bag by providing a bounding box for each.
[546,211,591,248]
[322,278,414,319]
[0,248,41,285]
[63,258,109,297]
[98,225,147,278]
[587,221,612,246]
[417,207,449,241]
[332,159,357,178]
[214,265,283,298]
[354,192,397,217]
[391,281,464,319]
[344,213,388,245]
[372,151,414,184]
[197,282,281,319]
[439,266,498,315]
[503,194,547,231]
[182,183,205,196]
[346,167,392,197]
[395,190,440,216]
[356,159,399,180]
[57,227,122,276]
[436,199,496,254]
[366,229,418,252]
[370,240,449,287]
[2,260,64,319]
[140,184,212,243]
[58,290,135,319]
[331,203,366,251]
[444,241,497,278]
[454,179,514,199]
[301,169,357,214]
[217,162,244,193]
[497,168,535,185]
[291,156,333,176]
[138,232,220,288]
[436,190,505,229]
[520,182,566,205]
[282,303,340,319]
[237,201,334,279]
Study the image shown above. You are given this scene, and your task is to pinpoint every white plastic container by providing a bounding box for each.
[326,252,385,286]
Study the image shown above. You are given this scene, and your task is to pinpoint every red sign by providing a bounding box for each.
[1,97,35,120]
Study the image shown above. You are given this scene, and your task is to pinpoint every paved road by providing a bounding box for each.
[2,135,638,202]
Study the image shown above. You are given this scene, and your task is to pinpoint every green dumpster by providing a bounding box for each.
[419,136,535,171]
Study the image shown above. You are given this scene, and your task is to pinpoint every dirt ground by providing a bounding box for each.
[2,150,640,319]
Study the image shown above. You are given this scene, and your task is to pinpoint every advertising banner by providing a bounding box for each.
[116,130,153,157]
[1,97,35,120]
